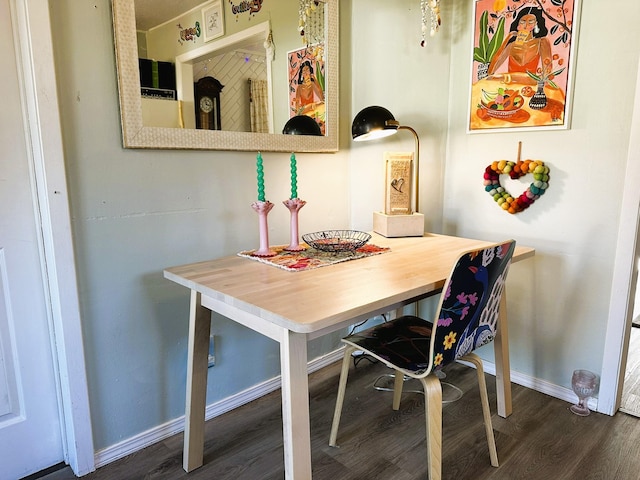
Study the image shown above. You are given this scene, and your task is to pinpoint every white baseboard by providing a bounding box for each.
[93,347,345,469]
[93,349,590,471]
[481,361,597,411]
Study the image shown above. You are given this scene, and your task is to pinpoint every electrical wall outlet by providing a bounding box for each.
[208,335,215,367]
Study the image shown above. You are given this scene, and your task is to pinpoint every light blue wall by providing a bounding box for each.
[49,0,350,451]
[49,0,639,455]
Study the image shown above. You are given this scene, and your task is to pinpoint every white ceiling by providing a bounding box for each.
[135,0,206,31]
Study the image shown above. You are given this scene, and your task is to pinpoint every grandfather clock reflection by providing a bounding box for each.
[194,76,224,130]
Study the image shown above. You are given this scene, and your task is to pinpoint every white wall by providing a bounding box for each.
[349,0,450,233]
[348,0,640,398]
[444,0,640,389]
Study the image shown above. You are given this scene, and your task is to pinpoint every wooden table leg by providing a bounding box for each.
[422,375,442,480]
[494,290,512,418]
[280,330,312,480]
[183,290,211,472]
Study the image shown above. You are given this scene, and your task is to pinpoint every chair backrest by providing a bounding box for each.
[430,240,516,372]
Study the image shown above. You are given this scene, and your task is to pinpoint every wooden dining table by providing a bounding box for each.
[164,232,535,478]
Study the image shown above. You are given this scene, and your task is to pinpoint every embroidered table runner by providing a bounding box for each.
[238,244,390,272]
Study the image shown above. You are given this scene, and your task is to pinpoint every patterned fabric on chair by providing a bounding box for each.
[329,240,516,480]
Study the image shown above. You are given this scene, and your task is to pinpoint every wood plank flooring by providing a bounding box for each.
[621,325,640,416]
[39,359,640,480]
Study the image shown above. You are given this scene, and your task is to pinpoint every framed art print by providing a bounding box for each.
[288,44,326,135]
[202,0,225,42]
[468,0,580,133]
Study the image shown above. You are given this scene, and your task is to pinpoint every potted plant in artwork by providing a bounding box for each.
[526,64,566,110]
[473,10,505,80]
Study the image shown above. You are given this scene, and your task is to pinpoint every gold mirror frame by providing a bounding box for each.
[111,0,339,152]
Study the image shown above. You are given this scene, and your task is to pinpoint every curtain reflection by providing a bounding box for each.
[249,79,269,133]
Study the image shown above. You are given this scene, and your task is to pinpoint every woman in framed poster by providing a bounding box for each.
[469,0,579,133]
[295,61,324,115]
[288,45,326,134]
[488,7,553,83]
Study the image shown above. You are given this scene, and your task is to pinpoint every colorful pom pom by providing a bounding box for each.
[483,159,550,214]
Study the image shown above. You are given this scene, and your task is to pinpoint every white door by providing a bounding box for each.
[0,0,65,477]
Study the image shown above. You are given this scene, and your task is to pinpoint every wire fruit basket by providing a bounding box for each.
[302,230,371,253]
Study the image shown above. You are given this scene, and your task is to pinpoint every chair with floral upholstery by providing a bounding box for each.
[329,240,516,480]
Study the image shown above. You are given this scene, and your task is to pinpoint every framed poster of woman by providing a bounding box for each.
[468,0,580,133]
[288,44,326,135]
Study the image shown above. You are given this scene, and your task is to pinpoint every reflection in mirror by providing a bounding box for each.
[283,115,323,136]
[173,21,274,133]
[112,0,338,152]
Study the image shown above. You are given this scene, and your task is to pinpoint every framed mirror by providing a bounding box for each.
[112,0,338,152]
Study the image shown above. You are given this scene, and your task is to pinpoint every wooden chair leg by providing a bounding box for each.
[329,345,357,447]
[420,375,442,480]
[392,370,404,410]
[462,353,499,467]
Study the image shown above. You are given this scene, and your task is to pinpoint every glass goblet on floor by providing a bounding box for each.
[570,369,597,416]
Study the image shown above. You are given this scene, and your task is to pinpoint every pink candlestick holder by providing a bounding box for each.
[283,198,306,251]
[250,200,276,257]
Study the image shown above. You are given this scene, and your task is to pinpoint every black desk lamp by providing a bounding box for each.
[352,106,424,237]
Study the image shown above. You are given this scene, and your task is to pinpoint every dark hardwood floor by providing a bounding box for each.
[40,358,640,480]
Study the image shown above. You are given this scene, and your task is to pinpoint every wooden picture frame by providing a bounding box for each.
[468,0,580,133]
[384,152,413,216]
[202,0,225,43]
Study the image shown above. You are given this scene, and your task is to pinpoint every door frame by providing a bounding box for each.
[12,0,94,474]
[599,61,640,415]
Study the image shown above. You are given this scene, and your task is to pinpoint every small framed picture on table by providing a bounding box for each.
[384,152,413,215]
[202,0,224,42]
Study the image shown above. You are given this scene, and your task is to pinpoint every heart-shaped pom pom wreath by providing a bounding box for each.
[483,159,550,214]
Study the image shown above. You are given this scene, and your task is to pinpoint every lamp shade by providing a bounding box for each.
[351,106,400,141]
[282,115,322,136]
